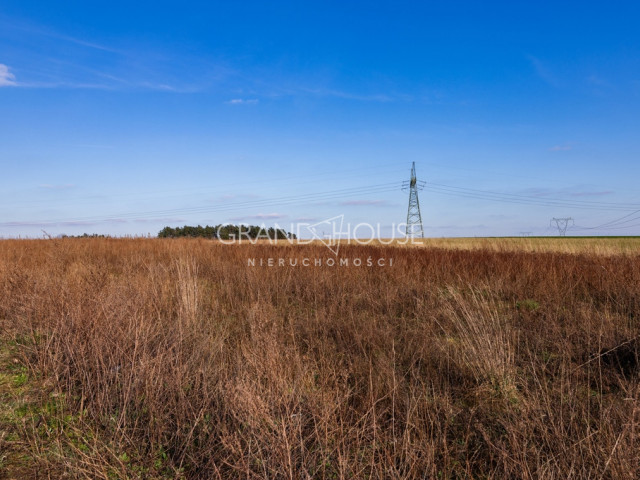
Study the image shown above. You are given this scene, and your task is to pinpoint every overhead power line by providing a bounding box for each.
[573,209,640,231]
[1,161,409,210]
[2,182,402,227]
[425,182,640,212]
[4,163,640,235]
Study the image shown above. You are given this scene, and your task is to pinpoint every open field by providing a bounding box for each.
[255,236,640,256]
[397,236,640,255]
[1,238,639,478]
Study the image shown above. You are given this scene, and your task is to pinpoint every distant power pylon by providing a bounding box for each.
[520,231,532,237]
[402,162,426,238]
[550,217,574,236]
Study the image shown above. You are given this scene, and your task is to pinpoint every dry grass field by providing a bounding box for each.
[0,237,639,479]
[398,236,640,256]
[261,236,640,256]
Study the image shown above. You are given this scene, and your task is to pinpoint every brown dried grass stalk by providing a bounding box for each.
[0,237,638,479]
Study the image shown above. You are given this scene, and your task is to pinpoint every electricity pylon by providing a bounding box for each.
[402,162,425,238]
[550,217,574,236]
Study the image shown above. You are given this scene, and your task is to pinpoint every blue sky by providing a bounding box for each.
[1,1,640,237]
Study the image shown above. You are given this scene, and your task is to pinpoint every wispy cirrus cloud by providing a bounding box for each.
[587,74,611,87]
[0,14,231,93]
[1,14,120,53]
[260,81,414,103]
[1,14,427,103]
[549,143,573,151]
[520,186,614,198]
[52,32,120,54]
[0,219,126,228]
[133,217,185,224]
[569,190,613,197]
[58,221,101,227]
[250,213,287,220]
[214,193,260,202]
[1,14,417,101]
[299,87,395,102]
[225,98,259,105]
[38,183,76,190]
[65,143,114,149]
[527,55,560,87]
[229,213,288,221]
[0,64,17,86]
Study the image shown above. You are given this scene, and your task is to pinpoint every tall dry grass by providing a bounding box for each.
[0,238,638,478]
[372,236,640,256]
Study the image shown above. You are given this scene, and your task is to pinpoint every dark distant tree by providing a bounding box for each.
[157,224,295,240]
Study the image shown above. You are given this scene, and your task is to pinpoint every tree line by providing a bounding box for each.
[157,224,296,240]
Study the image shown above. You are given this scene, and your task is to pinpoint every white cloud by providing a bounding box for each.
[549,144,572,151]
[225,98,259,105]
[229,213,287,221]
[0,64,17,86]
[527,55,560,87]
[253,213,286,219]
[38,183,76,190]
[569,190,613,197]
[300,87,394,102]
[587,74,610,87]
[0,219,125,228]
[215,193,260,202]
[133,217,185,223]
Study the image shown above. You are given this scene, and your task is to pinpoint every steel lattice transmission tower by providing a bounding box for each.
[402,162,426,238]
[550,217,574,236]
